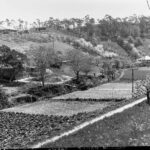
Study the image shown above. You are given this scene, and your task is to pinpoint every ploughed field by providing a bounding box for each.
[0,111,100,149]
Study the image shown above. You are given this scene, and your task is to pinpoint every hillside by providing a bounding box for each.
[0,30,149,62]
[0,33,74,55]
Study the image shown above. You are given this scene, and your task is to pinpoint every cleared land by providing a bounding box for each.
[120,67,150,81]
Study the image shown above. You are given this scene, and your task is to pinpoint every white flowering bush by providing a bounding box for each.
[133,80,146,98]
[103,51,118,58]
[133,75,150,104]
[72,38,118,58]
[94,44,104,55]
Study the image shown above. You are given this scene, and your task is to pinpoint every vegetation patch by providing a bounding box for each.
[56,98,125,102]
[120,68,150,82]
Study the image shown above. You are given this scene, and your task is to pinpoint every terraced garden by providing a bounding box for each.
[53,82,132,100]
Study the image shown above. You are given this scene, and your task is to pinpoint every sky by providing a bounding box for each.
[0,0,150,23]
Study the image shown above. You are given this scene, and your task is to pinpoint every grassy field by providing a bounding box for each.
[0,33,74,55]
[120,67,150,82]
[43,101,150,147]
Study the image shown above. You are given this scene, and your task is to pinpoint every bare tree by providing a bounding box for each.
[146,0,150,10]
[67,50,93,80]
[28,45,57,87]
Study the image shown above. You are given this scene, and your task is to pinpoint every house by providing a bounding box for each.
[0,25,17,34]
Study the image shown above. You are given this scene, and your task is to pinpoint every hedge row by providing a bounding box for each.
[55,98,125,102]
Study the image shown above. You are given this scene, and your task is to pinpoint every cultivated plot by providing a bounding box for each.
[53,82,132,100]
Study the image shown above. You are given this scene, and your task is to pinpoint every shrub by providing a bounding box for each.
[128,36,135,44]
[135,37,143,47]
[12,94,37,104]
[0,88,10,110]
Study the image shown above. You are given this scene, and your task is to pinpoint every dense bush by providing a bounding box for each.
[12,94,37,104]
[0,88,10,110]
[128,36,135,44]
[60,98,125,102]
[27,83,77,97]
[117,38,141,59]
[135,37,143,47]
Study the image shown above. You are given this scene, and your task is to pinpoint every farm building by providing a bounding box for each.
[136,56,150,66]
[137,56,150,63]
[0,26,17,34]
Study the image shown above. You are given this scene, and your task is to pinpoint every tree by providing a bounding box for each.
[81,55,93,76]
[67,50,92,81]
[102,60,116,81]
[0,87,9,110]
[28,45,59,87]
[94,56,104,75]
[0,45,26,82]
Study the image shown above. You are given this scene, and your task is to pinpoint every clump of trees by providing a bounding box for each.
[66,50,93,81]
[2,14,150,42]
[0,45,26,82]
[117,36,141,60]
[0,87,10,110]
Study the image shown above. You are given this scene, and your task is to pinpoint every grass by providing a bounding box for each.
[0,33,74,55]
[43,101,150,147]
[2,100,110,116]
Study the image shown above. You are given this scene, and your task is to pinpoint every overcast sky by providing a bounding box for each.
[0,0,150,22]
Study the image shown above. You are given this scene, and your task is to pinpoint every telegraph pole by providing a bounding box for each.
[132,68,134,98]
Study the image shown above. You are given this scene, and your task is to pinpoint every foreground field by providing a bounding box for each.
[53,82,132,100]
[1,100,110,116]
[43,101,150,147]
[0,111,95,149]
